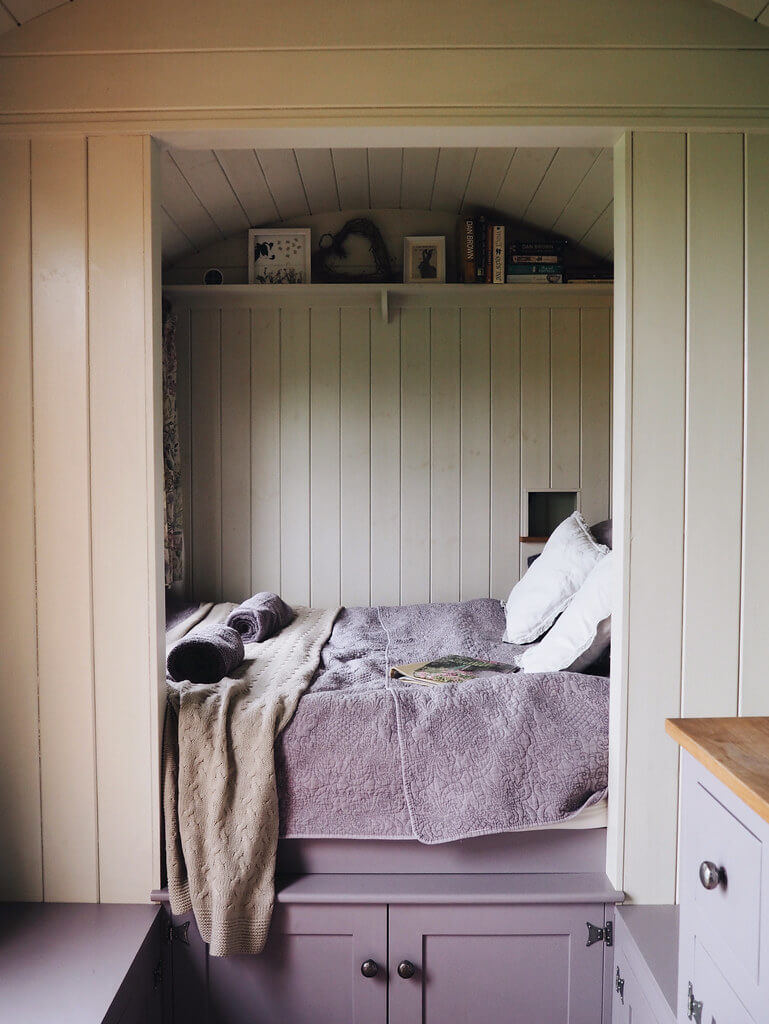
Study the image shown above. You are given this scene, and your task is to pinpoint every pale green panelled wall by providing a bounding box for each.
[615,132,769,905]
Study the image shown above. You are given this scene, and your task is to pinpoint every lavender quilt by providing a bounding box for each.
[276,599,608,843]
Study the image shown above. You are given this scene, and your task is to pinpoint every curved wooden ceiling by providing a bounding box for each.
[161,146,616,266]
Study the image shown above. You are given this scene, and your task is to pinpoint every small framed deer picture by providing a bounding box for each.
[403,236,446,284]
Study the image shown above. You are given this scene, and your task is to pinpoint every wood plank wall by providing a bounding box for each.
[0,135,163,903]
[173,292,612,607]
[616,131,769,906]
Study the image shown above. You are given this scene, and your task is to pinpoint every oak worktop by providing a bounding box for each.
[666,716,769,826]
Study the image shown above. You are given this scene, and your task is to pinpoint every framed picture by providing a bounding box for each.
[248,228,311,284]
[403,235,446,284]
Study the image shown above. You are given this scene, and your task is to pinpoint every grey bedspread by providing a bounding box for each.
[276,598,609,843]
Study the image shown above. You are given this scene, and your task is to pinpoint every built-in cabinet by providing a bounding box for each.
[168,874,621,1024]
[612,906,677,1024]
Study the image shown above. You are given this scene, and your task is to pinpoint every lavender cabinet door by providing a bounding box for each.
[612,951,660,1024]
[682,940,756,1024]
[388,903,606,1024]
[206,903,387,1024]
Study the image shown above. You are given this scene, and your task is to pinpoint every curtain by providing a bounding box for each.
[162,302,184,587]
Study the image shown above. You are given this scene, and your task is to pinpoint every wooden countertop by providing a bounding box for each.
[666,717,769,825]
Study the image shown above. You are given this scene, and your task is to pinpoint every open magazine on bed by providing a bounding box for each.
[390,654,519,685]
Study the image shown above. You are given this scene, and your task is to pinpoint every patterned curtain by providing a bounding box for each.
[162,303,184,587]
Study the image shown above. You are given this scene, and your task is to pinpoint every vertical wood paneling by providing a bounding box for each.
[368,148,403,209]
[740,135,769,716]
[220,308,252,602]
[370,310,401,606]
[88,134,161,902]
[549,307,581,490]
[175,308,192,595]
[0,138,42,900]
[490,308,521,599]
[520,308,551,531]
[309,308,341,606]
[400,148,439,210]
[580,307,612,524]
[331,149,369,210]
[31,137,99,902]
[400,308,431,605]
[430,308,461,602]
[340,308,372,605]
[682,133,744,718]
[280,308,311,604]
[183,296,610,613]
[623,131,687,905]
[250,309,281,593]
[190,309,222,600]
[460,308,492,600]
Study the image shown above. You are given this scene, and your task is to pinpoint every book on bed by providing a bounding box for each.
[390,654,518,685]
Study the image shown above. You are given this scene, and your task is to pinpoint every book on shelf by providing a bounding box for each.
[390,654,518,686]
[511,254,560,265]
[461,218,476,284]
[506,262,563,276]
[510,239,568,255]
[474,215,488,282]
[492,225,505,284]
[505,273,564,284]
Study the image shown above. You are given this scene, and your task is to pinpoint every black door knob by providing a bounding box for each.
[360,959,379,978]
[397,960,416,979]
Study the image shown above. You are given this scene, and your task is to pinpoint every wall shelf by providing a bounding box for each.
[163,281,613,318]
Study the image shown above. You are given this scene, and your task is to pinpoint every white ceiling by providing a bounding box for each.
[162,146,615,266]
[713,0,769,20]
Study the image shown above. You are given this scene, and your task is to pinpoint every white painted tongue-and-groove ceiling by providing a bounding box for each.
[160,146,615,267]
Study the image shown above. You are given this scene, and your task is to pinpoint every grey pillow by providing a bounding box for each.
[590,519,612,550]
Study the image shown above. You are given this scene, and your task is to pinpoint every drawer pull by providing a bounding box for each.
[360,959,379,978]
[397,960,416,979]
[699,860,725,891]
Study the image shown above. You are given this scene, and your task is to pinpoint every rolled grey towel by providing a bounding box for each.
[225,591,295,643]
[167,624,245,684]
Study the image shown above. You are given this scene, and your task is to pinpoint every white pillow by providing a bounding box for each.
[517,551,613,673]
[503,511,608,644]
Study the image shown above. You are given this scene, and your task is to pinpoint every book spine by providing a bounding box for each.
[506,262,563,275]
[511,254,560,264]
[485,222,493,283]
[475,216,487,282]
[462,218,476,284]
[505,273,563,284]
[492,225,505,284]
[511,240,567,254]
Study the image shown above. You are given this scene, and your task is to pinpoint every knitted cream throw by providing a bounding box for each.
[163,602,340,956]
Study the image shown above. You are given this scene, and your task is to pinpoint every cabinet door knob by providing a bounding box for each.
[360,959,379,978]
[397,960,416,979]
[699,860,725,890]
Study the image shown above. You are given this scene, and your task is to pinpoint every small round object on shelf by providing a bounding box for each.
[203,268,224,285]
[360,959,379,978]
[397,960,416,979]
[699,860,725,890]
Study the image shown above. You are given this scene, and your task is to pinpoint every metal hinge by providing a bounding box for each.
[586,920,613,947]
[687,981,703,1024]
[168,920,190,946]
[615,967,625,1005]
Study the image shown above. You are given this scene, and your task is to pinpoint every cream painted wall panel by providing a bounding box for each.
[295,149,339,216]
[309,308,341,608]
[623,132,687,905]
[215,149,278,227]
[430,308,461,602]
[549,308,581,490]
[552,149,614,242]
[460,308,492,600]
[340,308,372,606]
[256,149,309,222]
[401,148,440,212]
[189,309,222,600]
[30,136,98,902]
[461,149,514,213]
[682,133,744,718]
[580,307,612,524]
[88,134,161,902]
[370,310,402,607]
[525,149,602,231]
[161,151,220,252]
[740,135,769,715]
[331,149,370,211]
[430,148,475,215]
[220,308,252,603]
[400,308,431,605]
[0,138,42,901]
[495,148,556,223]
[490,307,521,599]
[368,149,403,210]
[279,308,311,605]
[520,308,551,526]
[250,309,281,593]
[684,132,741,716]
[171,149,249,238]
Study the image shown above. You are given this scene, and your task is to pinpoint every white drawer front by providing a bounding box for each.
[689,779,762,980]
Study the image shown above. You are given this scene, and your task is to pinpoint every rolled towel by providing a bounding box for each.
[225,591,295,643]
[167,624,245,684]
